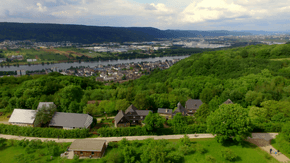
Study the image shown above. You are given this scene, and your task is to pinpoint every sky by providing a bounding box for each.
[1,0,290,31]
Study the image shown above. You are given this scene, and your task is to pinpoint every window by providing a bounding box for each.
[92,152,94,155]
[133,120,135,123]
[80,152,83,155]
[141,116,143,119]
[189,110,192,112]
[133,116,135,118]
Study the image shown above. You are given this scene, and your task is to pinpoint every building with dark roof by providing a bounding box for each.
[185,99,203,116]
[223,99,233,105]
[37,102,56,110]
[157,108,173,119]
[174,102,187,116]
[69,139,106,158]
[49,112,93,129]
[114,104,152,127]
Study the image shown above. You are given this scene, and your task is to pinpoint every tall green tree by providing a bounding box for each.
[34,104,57,127]
[207,104,252,144]
[144,112,165,132]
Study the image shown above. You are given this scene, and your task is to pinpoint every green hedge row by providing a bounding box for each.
[252,122,283,132]
[0,124,90,138]
[97,124,208,137]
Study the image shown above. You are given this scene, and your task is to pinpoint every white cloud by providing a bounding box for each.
[37,3,47,12]
[180,0,248,23]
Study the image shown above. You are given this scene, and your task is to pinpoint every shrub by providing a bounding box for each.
[205,155,216,163]
[221,148,238,161]
[0,124,89,138]
[0,138,6,148]
[195,144,207,154]
[281,122,290,142]
[252,122,283,132]
[264,153,272,160]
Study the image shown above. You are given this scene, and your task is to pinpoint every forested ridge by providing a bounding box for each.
[0,22,251,43]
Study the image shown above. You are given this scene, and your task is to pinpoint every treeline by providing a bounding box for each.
[0,124,90,138]
[97,124,208,137]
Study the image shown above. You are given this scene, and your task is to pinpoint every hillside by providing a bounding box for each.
[0,22,251,44]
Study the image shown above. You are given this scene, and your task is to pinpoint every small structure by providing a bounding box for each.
[69,139,106,158]
[37,102,56,110]
[173,102,187,116]
[185,99,203,116]
[8,109,36,127]
[49,112,93,129]
[114,104,152,127]
[223,99,233,105]
[157,108,173,119]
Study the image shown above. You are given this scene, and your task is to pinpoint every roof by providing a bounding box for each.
[8,109,36,124]
[37,102,56,110]
[49,112,93,128]
[135,110,152,116]
[115,110,128,124]
[157,108,172,114]
[174,102,187,115]
[185,99,203,110]
[223,99,233,104]
[87,100,96,104]
[69,139,106,151]
[125,104,137,114]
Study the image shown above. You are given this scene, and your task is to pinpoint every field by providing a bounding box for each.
[0,138,279,163]
[173,138,277,163]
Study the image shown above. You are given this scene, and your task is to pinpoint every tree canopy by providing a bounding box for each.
[207,104,252,143]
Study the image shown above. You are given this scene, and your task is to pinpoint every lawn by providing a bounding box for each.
[167,138,278,163]
[0,112,11,121]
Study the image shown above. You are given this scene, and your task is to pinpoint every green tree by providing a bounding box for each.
[194,104,210,124]
[172,113,187,133]
[248,106,268,123]
[144,112,165,132]
[83,104,98,115]
[207,104,252,144]
[34,104,57,127]
[59,85,84,112]
[133,92,150,110]
[115,99,130,111]
[281,122,290,142]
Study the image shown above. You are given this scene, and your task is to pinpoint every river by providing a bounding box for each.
[0,56,189,71]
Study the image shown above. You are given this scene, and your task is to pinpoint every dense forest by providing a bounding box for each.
[0,22,252,43]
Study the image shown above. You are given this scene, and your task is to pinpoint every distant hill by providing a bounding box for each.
[0,22,252,44]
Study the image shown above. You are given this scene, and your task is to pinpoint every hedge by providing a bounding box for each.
[252,122,283,132]
[0,124,90,138]
[97,124,208,137]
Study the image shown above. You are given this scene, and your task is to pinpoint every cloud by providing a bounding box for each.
[144,4,157,10]
[180,0,248,23]
[37,3,47,12]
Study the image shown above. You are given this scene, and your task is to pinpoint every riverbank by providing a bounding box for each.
[0,55,189,71]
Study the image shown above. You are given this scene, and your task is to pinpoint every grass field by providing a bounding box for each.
[270,58,290,61]
[0,138,279,163]
[0,112,10,121]
[168,138,278,163]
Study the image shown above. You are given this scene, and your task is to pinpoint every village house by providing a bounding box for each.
[173,102,187,116]
[185,99,203,116]
[49,112,93,129]
[223,99,233,104]
[68,139,106,158]
[37,102,56,110]
[157,108,173,119]
[8,109,37,127]
[114,105,152,127]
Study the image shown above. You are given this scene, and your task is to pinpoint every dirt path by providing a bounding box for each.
[0,121,9,124]
[247,133,290,163]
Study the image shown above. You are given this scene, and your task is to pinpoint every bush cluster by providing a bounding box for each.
[0,124,89,138]
[252,122,283,132]
[97,124,208,137]
[221,148,238,161]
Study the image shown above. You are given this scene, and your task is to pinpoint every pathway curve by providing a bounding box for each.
[247,133,290,163]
